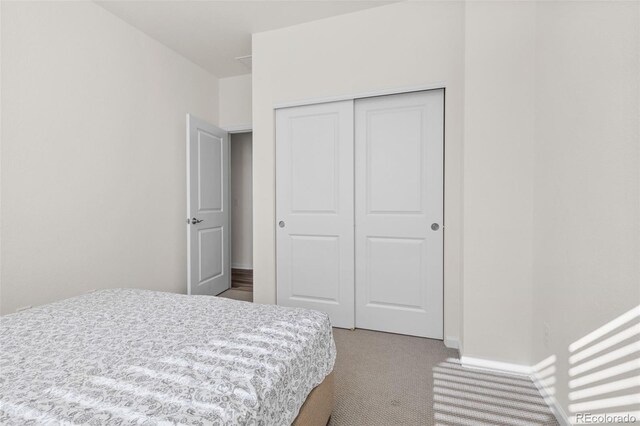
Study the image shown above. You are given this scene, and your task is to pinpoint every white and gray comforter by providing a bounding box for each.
[0,289,336,425]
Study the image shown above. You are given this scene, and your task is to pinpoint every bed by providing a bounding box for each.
[0,289,336,425]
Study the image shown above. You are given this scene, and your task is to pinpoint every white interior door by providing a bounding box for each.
[355,90,444,338]
[187,114,230,296]
[276,101,355,328]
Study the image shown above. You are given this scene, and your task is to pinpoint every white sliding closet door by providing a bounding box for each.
[276,101,355,328]
[355,90,444,339]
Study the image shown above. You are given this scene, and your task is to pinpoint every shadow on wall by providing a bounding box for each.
[432,358,557,425]
[431,306,640,425]
[567,305,640,423]
[532,355,557,397]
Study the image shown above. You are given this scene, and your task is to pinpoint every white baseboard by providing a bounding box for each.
[531,372,572,426]
[444,337,460,350]
[460,355,533,376]
[231,264,253,270]
[461,356,572,426]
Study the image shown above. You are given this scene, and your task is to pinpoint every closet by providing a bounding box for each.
[276,89,444,339]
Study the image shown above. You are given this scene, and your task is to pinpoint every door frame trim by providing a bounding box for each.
[186,113,193,295]
[223,124,253,134]
[273,82,446,109]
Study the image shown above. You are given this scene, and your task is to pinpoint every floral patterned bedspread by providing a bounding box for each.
[0,289,336,425]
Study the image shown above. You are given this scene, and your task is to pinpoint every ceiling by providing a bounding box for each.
[96,1,395,78]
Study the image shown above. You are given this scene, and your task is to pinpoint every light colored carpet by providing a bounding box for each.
[330,328,559,426]
[218,288,253,302]
[213,290,557,425]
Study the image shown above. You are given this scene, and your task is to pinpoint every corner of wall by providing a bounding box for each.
[531,371,572,426]
[0,1,220,314]
[462,0,537,366]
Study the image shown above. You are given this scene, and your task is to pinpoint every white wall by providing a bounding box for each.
[230,132,253,270]
[463,1,536,364]
[532,1,640,420]
[219,74,252,129]
[252,1,640,375]
[0,1,218,314]
[0,2,4,307]
[252,1,466,343]
[3,5,636,417]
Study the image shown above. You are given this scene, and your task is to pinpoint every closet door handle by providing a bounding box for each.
[431,223,440,231]
[278,221,285,228]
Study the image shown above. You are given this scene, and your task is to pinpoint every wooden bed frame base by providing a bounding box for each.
[292,372,334,426]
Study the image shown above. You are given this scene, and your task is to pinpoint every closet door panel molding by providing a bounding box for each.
[275,101,355,328]
[355,90,444,339]
[275,89,444,338]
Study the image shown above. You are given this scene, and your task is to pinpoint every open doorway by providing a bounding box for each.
[220,131,253,302]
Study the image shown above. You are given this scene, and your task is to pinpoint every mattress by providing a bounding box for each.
[0,289,336,425]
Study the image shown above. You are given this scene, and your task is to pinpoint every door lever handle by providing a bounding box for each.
[189,218,204,225]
